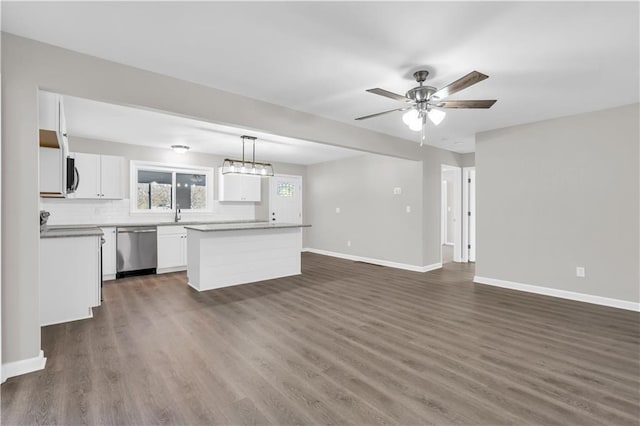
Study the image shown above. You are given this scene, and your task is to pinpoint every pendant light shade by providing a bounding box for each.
[221,135,274,176]
[402,110,422,132]
[427,108,446,126]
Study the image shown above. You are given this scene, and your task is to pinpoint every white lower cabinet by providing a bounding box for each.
[157,225,187,273]
[101,227,117,280]
[40,235,101,326]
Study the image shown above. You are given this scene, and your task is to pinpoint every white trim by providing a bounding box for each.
[1,350,47,383]
[157,265,187,274]
[305,248,441,273]
[474,276,640,312]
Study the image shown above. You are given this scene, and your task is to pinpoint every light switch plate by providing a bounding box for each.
[335,207,340,214]
[393,187,402,195]
[576,267,585,278]
[406,205,411,213]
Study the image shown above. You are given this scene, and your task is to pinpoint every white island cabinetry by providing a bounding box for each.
[157,225,187,273]
[186,222,310,291]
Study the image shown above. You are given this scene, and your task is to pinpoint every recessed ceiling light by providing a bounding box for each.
[171,144,190,154]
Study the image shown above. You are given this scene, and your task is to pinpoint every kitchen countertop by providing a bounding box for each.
[185,222,311,232]
[40,226,104,239]
[45,219,262,229]
[40,220,270,238]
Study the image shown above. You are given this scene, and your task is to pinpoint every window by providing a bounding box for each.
[277,182,295,197]
[131,162,213,213]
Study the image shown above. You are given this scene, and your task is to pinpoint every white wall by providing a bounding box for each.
[40,137,306,226]
[306,154,423,267]
[476,103,639,305]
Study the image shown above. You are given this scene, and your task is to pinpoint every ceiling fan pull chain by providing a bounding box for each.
[420,113,427,147]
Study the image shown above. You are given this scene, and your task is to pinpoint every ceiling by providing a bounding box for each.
[3,2,639,153]
[62,94,362,165]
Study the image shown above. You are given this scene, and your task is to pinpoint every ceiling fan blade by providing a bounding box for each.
[436,100,497,109]
[431,71,489,100]
[355,106,412,121]
[366,88,411,102]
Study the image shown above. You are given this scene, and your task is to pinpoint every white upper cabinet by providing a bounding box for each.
[218,169,261,202]
[39,91,69,198]
[100,154,125,199]
[73,152,124,200]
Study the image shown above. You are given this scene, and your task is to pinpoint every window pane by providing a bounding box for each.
[176,173,207,210]
[137,170,173,210]
[277,182,295,197]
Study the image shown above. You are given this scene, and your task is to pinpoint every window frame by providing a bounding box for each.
[130,161,214,214]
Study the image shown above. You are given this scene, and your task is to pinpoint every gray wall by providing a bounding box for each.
[1,32,466,366]
[306,154,423,266]
[0,33,440,365]
[476,103,639,303]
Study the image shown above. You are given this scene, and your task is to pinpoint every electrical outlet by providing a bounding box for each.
[406,205,411,213]
[347,240,351,247]
[393,187,402,195]
[576,267,585,278]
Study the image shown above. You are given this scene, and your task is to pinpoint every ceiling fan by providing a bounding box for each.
[355,70,496,146]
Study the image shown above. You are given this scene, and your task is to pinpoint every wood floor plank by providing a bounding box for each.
[2,253,638,425]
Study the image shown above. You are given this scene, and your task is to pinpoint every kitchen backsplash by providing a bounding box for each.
[41,198,256,225]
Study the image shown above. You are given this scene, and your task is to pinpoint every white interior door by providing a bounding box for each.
[269,175,302,224]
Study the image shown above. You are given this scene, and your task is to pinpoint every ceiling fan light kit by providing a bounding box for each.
[221,135,275,177]
[356,69,497,146]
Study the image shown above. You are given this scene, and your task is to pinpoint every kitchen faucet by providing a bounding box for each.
[175,203,181,223]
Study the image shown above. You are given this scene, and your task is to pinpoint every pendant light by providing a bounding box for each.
[221,135,274,176]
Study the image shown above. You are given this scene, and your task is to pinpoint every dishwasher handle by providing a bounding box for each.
[117,227,157,233]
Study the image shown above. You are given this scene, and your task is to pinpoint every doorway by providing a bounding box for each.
[441,165,462,264]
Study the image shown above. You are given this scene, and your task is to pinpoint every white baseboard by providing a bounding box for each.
[304,248,442,273]
[1,350,47,383]
[474,276,640,312]
[157,265,187,274]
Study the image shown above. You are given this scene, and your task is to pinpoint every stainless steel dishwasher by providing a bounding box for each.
[116,226,157,278]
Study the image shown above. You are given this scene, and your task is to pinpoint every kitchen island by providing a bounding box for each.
[185,222,310,291]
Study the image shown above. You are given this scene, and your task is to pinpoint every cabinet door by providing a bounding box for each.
[40,147,64,196]
[100,155,124,199]
[74,152,101,199]
[218,170,244,201]
[181,233,188,265]
[242,175,261,202]
[38,91,59,132]
[101,227,117,279]
[158,233,185,270]
[218,169,261,201]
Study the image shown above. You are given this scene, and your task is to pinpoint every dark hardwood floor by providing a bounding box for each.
[2,253,639,425]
